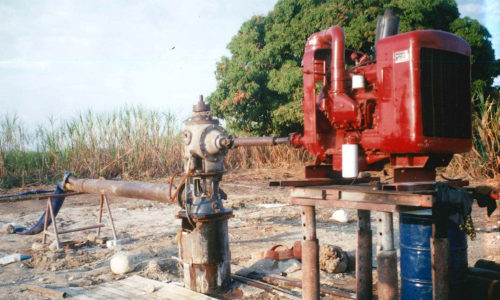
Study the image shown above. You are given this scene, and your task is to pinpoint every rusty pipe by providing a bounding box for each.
[65,176,171,202]
[219,136,290,148]
[233,136,290,147]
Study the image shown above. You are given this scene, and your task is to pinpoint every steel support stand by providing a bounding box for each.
[41,193,118,248]
[432,207,450,300]
[376,212,398,300]
[42,199,50,244]
[301,205,319,300]
[97,194,104,236]
[356,210,372,300]
[103,195,118,241]
[47,198,61,249]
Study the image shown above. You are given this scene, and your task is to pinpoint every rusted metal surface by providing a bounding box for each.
[25,285,66,298]
[178,216,231,294]
[305,165,341,179]
[103,195,118,240]
[356,210,372,300]
[66,176,171,202]
[56,224,104,235]
[301,206,317,240]
[230,136,290,147]
[302,240,319,300]
[42,193,118,249]
[231,274,300,299]
[382,179,469,191]
[376,212,398,300]
[260,274,356,299]
[301,205,319,300]
[376,250,398,300]
[431,237,450,300]
[376,212,394,253]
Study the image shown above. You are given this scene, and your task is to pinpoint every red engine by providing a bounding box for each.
[291,22,472,183]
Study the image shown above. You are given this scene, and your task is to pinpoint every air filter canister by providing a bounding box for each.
[342,144,358,178]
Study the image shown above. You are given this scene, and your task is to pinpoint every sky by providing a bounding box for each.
[1,0,499,128]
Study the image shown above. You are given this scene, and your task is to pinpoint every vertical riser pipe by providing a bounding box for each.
[178,218,231,294]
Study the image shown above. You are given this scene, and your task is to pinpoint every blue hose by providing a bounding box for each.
[16,172,70,235]
[0,189,54,199]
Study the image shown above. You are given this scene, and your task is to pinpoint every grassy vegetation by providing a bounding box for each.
[445,91,500,179]
[0,107,184,188]
[1,91,498,188]
[0,107,310,188]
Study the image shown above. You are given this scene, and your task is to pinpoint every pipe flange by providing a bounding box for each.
[199,124,227,162]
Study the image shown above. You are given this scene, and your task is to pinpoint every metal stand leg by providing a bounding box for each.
[103,195,118,241]
[42,199,50,244]
[357,210,372,300]
[432,208,449,300]
[48,199,61,249]
[301,205,319,300]
[376,212,398,300]
[97,195,104,236]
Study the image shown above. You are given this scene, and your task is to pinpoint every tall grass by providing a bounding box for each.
[446,92,500,179]
[0,107,183,188]
[0,107,310,188]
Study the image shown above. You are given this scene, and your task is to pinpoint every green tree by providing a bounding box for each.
[208,0,499,136]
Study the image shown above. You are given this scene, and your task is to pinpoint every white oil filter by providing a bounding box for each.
[342,144,358,178]
[352,74,365,89]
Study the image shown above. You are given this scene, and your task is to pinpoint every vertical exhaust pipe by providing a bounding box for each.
[375,8,400,44]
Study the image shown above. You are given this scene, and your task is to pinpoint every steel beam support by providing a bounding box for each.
[301,205,319,300]
[376,212,398,300]
[432,206,450,300]
[356,210,372,300]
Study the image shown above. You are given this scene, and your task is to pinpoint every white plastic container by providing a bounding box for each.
[342,144,358,178]
[0,253,31,265]
[352,74,365,89]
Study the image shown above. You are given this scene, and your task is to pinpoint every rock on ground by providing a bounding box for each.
[319,244,348,273]
[110,252,134,275]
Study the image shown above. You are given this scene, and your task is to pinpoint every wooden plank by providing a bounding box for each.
[72,289,108,300]
[84,286,130,300]
[431,238,450,300]
[99,284,148,299]
[68,275,217,300]
[120,275,218,300]
[326,190,433,207]
[290,187,325,199]
[290,197,421,212]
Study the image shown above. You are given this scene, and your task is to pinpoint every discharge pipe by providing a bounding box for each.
[64,176,171,203]
[217,135,290,149]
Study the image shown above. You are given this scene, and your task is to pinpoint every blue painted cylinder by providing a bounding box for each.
[400,210,468,300]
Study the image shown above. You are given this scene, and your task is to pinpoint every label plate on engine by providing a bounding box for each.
[394,50,409,63]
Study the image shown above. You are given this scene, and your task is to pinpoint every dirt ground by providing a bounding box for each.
[0,169,499,299]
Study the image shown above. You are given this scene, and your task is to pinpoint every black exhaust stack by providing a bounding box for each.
[375,8,400,44]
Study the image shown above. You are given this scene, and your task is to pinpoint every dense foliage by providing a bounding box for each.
[208,0,499,136]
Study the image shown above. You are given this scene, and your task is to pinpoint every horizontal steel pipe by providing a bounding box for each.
[232,136,289,147]
[65,176,171,202]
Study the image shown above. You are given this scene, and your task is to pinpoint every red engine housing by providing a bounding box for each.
[291,26,472,182]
